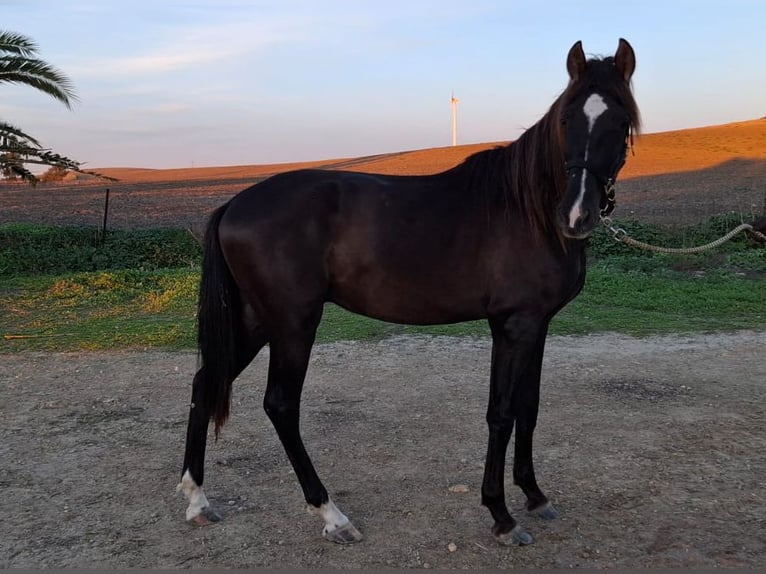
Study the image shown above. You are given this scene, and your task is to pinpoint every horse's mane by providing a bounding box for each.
[456,55,641,240]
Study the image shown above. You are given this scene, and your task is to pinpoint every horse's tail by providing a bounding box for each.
[197,202,239,438]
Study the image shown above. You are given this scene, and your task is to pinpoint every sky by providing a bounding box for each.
[3,0,765,169]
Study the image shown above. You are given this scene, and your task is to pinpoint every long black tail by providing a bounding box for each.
[197,202,239,437]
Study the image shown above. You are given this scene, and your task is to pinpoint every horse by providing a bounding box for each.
[178,38,640,546]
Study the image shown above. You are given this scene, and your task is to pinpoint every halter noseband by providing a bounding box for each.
[564,159,620,216]
[564,128,632,217]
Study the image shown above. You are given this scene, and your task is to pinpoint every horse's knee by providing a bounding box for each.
[486,413,514,436]
[263,392,298,425]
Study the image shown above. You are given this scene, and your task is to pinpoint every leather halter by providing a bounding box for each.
[564,128,631,217]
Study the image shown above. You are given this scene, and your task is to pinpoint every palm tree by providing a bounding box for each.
[0,30,109,183]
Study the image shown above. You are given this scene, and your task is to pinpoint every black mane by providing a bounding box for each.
[454,55,641,238]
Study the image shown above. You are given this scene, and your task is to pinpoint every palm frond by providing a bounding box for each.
[0,56,78,108]
[0,30,38,58]
[0,120,42,147]
[0,31,108,185]
[3,161,37,182]
[1,132,117,185]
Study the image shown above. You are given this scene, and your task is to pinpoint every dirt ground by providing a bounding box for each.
[1,331,764,568]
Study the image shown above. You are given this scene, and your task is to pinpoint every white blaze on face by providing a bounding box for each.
[583,93,608,132]
[568,93,609,230]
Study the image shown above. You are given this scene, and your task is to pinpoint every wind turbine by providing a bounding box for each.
[450,92,459,146]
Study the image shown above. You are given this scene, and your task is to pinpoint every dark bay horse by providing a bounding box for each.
[179,39,640,546]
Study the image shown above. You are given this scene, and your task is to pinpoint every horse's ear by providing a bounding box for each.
[566,40,586,81]
[614,38,636,82]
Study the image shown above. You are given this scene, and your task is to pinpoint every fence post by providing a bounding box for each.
[100,187,110,245]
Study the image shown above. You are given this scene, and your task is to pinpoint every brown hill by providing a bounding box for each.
[2,119,764,229]
[95,118,766,183]
[622,118,766,178]
[94,143,498,183]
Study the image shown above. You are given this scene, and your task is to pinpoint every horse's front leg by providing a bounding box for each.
[481,314,550,546]
[512,327,559,520]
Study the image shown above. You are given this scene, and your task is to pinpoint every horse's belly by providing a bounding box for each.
[328,273,485,326]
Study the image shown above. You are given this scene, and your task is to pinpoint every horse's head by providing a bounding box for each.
[557,38,638,239]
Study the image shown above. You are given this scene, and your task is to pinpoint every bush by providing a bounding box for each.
[587,214,766,275]
[0,224,201,276]
[39,166,69,183]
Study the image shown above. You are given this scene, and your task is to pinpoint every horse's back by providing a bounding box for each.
[220,167,478,251]
[215,168,489,324]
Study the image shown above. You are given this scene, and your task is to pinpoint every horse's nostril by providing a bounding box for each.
[569,210,589,234]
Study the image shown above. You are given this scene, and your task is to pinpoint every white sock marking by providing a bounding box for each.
[568,93,608,229]
[178,469,210,520]
[308,498,350,534]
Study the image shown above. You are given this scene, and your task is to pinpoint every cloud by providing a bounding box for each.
[140,102,193,114]
[70,13,309,78]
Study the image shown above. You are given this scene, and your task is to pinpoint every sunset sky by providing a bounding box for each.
[3,0,765,169]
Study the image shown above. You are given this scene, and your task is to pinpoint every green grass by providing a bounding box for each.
[0,269,199,351]
[2,263,764,352]
[552,266,766,335]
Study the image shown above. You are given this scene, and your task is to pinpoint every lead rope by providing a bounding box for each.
[600,216,766,254]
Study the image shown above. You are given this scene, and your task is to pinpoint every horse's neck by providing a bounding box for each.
[504,121,565,234]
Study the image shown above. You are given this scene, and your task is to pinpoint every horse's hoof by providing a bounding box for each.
[323,521,363,544]
[188,507,222,526]
[529,501,559,520]
[494,524,534,546]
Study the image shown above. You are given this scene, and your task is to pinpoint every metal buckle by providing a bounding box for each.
[600,179,616,217]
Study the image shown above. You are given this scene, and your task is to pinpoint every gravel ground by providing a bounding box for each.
[1,331,764,568]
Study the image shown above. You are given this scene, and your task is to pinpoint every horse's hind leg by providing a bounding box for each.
[179,324,267,526]
[264,316,363,544]
[179,365,223,526]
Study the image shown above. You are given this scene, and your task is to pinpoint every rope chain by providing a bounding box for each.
[600,217,766,255]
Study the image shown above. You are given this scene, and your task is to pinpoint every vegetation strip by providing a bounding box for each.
[1,216,764,352]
